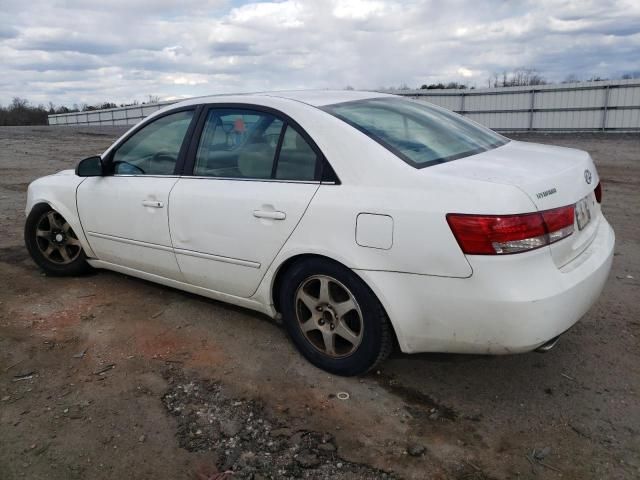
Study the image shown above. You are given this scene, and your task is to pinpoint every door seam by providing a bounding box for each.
[167,177,186,278]
[248,182,322,298]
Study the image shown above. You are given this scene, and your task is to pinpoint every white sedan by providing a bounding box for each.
[25,91,615,375]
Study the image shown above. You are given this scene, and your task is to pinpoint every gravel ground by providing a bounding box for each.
[0,127,638,480]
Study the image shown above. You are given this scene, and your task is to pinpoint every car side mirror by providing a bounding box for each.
[76,156,104,177]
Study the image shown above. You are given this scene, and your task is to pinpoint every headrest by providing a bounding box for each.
[237,143,273,179]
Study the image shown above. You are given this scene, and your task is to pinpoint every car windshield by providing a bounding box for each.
[322,97,508,168]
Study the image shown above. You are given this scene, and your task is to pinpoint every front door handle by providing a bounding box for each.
[142,200,164,208]
[253,210,286,220]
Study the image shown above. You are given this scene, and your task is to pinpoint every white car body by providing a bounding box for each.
[26,90,615,355]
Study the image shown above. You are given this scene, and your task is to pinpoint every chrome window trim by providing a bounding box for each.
[179,176,321,184]
[111,174,181,179]
[110,174,333,184]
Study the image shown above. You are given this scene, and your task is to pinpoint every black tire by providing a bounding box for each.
[279,258,394,376]
[24,203,91,276]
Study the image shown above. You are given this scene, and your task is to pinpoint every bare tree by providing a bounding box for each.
[490,73,500,88]
[0,98,48,125]
[490,68,547,87]
[562,74,580,84]
[11,97,28,109]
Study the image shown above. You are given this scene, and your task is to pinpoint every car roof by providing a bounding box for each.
[171,90,395,109]
[258,90,394,107]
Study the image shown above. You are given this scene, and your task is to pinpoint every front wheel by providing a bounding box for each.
[279,258,393,376]
[24,204,91,276]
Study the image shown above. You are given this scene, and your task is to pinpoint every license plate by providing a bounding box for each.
[575,195,592,231]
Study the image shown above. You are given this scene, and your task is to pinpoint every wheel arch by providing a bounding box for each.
[270,253,400,350]
[26,193,96,259]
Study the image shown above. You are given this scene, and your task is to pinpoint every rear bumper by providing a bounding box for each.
[356,216,615,354]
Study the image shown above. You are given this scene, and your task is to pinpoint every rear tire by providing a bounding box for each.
[279,258,393,376]
[24,204,91,276]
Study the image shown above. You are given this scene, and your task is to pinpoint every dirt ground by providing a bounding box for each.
[0,126,638,480]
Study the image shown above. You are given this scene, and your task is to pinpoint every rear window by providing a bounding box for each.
[322,97,508,168]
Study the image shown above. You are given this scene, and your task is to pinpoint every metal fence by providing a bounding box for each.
[48,79,640,131]
[48,100,174,127]
[400,79,640,131]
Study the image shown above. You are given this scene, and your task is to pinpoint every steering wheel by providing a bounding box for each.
[151,151,176,163]
[113,160,145,175]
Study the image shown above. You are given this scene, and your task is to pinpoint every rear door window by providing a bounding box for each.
[194,109,283,179]
[193,107,320,181]
[275,126,318,181]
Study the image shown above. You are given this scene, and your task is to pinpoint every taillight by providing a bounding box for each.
[447,205,575,255]
[594,182,602,203]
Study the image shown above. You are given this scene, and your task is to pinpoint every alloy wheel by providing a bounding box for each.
[294,275,364,358]
[35,211,82,265]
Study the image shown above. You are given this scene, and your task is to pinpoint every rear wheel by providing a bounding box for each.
[24,204,91,276]
[279,258,393,376]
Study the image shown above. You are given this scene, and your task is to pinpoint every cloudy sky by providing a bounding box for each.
[1,0,638,107]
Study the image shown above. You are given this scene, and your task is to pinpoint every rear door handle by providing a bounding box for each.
[253,210,286,220]
[142,200,164,208]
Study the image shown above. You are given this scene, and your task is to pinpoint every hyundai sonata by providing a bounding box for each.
[25,91,615,375]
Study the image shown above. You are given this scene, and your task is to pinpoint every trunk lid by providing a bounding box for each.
[432,140,601,267]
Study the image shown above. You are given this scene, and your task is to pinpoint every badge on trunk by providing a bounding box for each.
[584,169,592,184]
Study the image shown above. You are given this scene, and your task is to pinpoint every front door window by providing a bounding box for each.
[112,110,194,175]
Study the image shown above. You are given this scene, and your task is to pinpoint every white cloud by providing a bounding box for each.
[457,67,475,78]
[0,0,638,106]
[228,1,306,27]
[332,0,390,20]
[165,74,209,86]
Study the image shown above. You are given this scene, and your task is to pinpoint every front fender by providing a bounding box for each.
[26,173,96,259]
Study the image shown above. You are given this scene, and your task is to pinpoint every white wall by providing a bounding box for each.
[400,79,640,131]
[48,79,640,131]
[48,101,172,127]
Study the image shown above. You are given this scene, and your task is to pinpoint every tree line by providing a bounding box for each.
[0,95,161,126]
[393,69,640,91]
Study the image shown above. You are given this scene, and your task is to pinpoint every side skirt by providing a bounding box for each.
[87,259,273,317]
